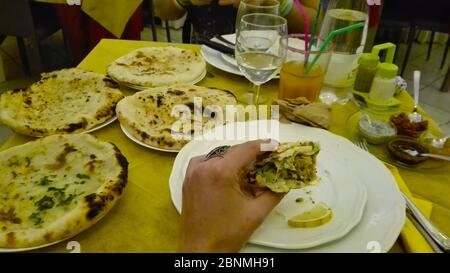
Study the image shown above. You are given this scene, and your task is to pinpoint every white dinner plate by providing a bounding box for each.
[204,33,306,79]
[32,116,117,138]
[108,69,207,91]
[84,116,117,134]
[170,121,367,249]
[169,120,405,252]
[120,124,179,153]
[0,239,65,253]
[201,44,242,76]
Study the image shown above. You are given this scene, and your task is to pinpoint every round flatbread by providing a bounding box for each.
[0,68,124,137]
[107,46,206,88]
[116,85,237,150]
[0,134,128,249]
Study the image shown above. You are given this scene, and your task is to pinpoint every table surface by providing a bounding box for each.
[1,39,449,253]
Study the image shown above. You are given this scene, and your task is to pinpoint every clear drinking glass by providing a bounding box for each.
[319,0,369,89]
[235,0,280,32]
[235,13,288,105]
[279,34,334,102]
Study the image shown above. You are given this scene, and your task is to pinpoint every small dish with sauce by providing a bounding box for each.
[387,137,429,165]
[358,117,397,144]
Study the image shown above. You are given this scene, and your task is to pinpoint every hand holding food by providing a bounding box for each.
[248,141,320,193]
[179,140,284,252]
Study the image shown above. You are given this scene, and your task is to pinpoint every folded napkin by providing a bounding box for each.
[274,97,331,129]
[384,163,434,253]
[82,0,143,38]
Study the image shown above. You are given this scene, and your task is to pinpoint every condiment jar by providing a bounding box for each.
[369,63,398,103]
[354,53,379,93]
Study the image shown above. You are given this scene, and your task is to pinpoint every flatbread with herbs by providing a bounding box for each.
[0,134,128,249]
[0,68,124,137]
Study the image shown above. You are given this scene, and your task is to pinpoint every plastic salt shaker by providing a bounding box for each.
[369,63,398,103]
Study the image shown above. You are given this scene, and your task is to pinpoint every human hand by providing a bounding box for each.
[179,139,284,252]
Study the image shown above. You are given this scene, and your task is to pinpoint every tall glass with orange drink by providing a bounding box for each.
[279,34,333,102]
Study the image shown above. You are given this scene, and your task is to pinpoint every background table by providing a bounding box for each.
[1,39,449,252]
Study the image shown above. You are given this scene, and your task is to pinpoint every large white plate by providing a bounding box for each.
[120,124,179,153]
[169,120,405,252]
[201,45,242,76]
[0,239,65,253]
[204,34,304,78]
[170,121,367,249]
[108,69,207,91]
[32,116,117,138]
[84,116,117,134]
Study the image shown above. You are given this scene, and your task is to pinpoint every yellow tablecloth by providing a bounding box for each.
[1,39,449,253]
[33,0,142,37]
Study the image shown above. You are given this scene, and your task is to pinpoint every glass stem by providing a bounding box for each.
[253,83,261,105]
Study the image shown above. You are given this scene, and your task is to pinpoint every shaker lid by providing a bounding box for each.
[359,53,379,67]
[376,63,398,79]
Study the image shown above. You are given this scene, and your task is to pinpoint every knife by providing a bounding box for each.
[406,211,444,253]
[214,35,236,47]
[402,192,450,253]
[198,38,235,56]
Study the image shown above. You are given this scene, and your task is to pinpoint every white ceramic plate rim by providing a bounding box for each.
[0,208,113,252]
[84,116,117,134]
[0,239,65,253]
[245,124,405,252]
[120,123,179,153]
[201,45,243,76]
[32,116,117,138]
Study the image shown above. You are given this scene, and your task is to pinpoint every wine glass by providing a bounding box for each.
[235,13,288,105]
[235,0,280,32]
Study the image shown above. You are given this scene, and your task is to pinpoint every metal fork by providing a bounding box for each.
[355,138,450,253]
[355,138,369,151]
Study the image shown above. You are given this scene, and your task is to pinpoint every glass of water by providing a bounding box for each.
[235,0,280,32]
[235,13,288,105]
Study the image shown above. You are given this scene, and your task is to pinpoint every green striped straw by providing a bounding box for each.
[307,0,324,52]
[305,22,365,75]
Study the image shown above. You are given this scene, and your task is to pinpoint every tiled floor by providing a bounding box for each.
[0,26,449,145]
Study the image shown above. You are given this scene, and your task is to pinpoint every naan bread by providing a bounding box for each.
[248,142,320,193]
[107,46,206,88]
[0,134,128,249]
[0,68,124,137]
[116,85,237,150]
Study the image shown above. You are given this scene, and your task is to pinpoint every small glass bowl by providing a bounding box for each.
[358,117,397,145]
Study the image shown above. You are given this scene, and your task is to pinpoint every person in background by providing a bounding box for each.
[154,0,320,42]
[179,139,284,252]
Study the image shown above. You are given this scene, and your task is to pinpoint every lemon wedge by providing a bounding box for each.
[288,203,333,228]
